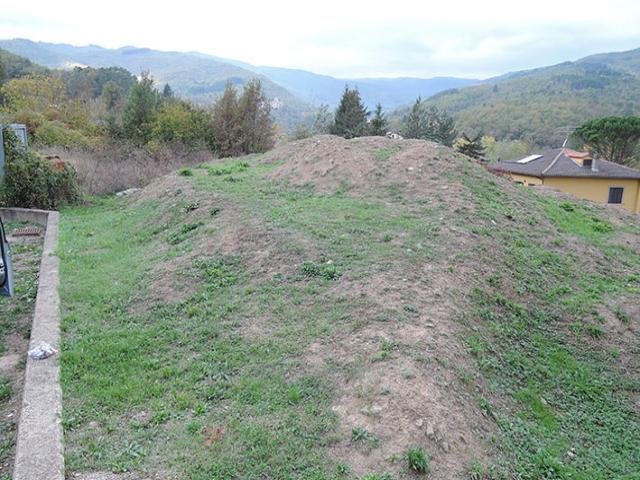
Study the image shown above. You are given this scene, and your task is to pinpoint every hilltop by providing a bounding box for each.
[420,47,640,147]
[56,136,639,479]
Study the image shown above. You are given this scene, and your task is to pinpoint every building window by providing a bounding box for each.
[583,159,592,168]
[608,187,624,204]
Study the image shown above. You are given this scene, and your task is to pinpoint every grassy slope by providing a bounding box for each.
[58,143,639,479]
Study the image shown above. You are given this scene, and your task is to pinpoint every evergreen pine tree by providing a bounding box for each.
[369,103,388,136]
[331,85,368,139]
[456,133,485,160]
[426,106,457,147]
[162,83,174,98]
[211,82,242,157]
[401,97,457,146]
[402,97,427,139]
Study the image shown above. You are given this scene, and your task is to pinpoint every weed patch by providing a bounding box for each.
[301,260,341,280]
[0,378,11,402]
[193,256,241,290]
[351,427,380,449]
[373,147,400,161]
[406,446,429,474]
[167,221,204,245]
[200,160,249,176]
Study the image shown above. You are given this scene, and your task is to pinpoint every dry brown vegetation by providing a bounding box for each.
[39,143,215,195]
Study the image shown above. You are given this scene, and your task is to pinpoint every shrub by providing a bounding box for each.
[33,120,91,149]
[1,128,81,209]
[12,109,46,135]
[150,101,210,148]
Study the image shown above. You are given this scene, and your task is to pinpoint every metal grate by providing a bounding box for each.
[12,227,42,237]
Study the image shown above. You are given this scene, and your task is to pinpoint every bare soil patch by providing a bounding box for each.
[262,135,465,201]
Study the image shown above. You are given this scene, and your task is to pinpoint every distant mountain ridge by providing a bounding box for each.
[4,38,640,145]
[0,38,478,115]
[250,65,479,109]
[0,38,314,127]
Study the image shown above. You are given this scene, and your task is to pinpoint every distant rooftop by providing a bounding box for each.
[491,148,640,179]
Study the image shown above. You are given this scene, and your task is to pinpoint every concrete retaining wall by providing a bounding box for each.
[0,207,51,227]
[0,208,64,480]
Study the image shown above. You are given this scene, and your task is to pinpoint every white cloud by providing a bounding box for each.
[2,0,640,77]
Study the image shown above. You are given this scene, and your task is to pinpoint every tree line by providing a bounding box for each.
[295,85,459,146]
[2,50,638,168]
[0,54,275,158]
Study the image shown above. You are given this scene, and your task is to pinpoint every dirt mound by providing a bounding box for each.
[262,135,466,199]
[61,136,640,480]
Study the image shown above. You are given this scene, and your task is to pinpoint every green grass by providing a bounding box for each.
[460,166,640,479]
[373,147,401,162]
[0,241,41,354]
[0,378,11,402]
[405,446,429,474]
[57,158,450,478]
[56,154,640,479]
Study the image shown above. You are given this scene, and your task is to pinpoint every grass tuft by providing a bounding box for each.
[406,446,429,474]
[351,427,380,448]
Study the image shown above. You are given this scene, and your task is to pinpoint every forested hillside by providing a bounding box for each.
[420,48,640,147]
[0,39,314,128]
[0,48,48,80]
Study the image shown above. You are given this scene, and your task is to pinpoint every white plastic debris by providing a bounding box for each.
[115,188,141,198]
[28,342,57,360]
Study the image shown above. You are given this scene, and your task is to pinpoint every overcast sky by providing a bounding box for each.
[2,0,640,78]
